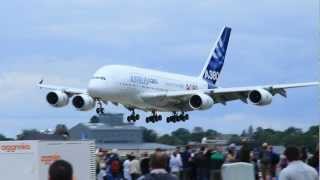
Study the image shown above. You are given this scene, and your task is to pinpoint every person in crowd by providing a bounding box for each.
[194,146,210,180]
[300,147,309,162]
[97,150,109,180]
[48,160,73,180]
[96,148,104,175]
[279,146,318,180]
[169,151,183,178]
[209,146,225,180]
[279,154,288,170]
[123,154,132,180]
[269,145,280,180]
[138,151,178,180]
[140,152,150,176]
[225,144,237,163]
[250,149,260,180]
[308,148,319,173]
[259,142,272,180]
[107,149,122,180]
[181,145,192,180]
[190,149,198,180]
[175,147,181,156]
[129,154,141,180]
[238,140,251,163]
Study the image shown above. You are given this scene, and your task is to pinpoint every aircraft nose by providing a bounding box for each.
[88,79,105,97]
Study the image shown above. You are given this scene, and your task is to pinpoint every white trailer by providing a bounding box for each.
[0,140,96,180]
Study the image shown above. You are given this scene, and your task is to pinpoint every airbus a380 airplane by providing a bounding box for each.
[38,26,318,123]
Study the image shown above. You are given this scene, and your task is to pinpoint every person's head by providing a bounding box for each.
[284,146,300,162]
[267,145,273,152]
[229,143,236,150]
[142,152,148,158]
[49,160,73,180]
[101,149,108,156]
[173,151,177,157]
[185,145,191,151]
[111,148,118,155]
[150,152,168,170]
[228,149,234,154]
[175,147,180,153]
[126,154,131,159]
[262,142,268,149]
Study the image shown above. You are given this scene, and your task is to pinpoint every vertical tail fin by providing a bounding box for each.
[199,26,231,88]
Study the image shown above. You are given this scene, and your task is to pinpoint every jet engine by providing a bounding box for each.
[248,89,272,106]
[72,94,96,111]
[189,93,214,110]
[46,91,69,107]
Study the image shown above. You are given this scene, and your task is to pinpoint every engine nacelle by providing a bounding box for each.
[189,93,214,110]
[72,94,96,111]
[46,91,69,107]
[248,89,272,106]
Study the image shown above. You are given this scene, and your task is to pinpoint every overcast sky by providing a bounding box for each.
[0,0,318,137]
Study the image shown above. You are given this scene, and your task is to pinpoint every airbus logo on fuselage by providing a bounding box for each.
[130,75,159,85]
[204,70,219,81]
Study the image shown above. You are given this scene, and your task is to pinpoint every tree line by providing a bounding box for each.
[142,125,319,153]
[0,124,318,153]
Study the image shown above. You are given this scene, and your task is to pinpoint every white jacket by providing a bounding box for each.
[169,155,182,173]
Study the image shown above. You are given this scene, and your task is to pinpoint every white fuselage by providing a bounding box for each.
[87,65,209,111]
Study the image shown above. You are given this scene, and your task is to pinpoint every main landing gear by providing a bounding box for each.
[127,109,140,122]
[146,111,162,123]
[96,101,105,114]
[166,112,189,123]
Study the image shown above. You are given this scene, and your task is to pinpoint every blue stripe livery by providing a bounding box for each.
[202,26,231,88]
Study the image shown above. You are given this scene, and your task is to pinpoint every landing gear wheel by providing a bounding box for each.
[135,114,140,120]
[96,107,104,114]
[96,100,105,115]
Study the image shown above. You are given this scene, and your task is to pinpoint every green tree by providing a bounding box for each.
[248,125,254,137]
[90,115,100,123]
[54,124,69,137]
[17,129,40,140]
[157,134,182,145]
[228,134,241,145]
[142,127,158,142]
[205,129,219,138]
[171,128,190,145]
[192,127,204,134]
[284,127,303,135]
[241,129,247,137]
[0,134,12,141]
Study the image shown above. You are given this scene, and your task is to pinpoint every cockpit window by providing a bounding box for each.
[92,76,106,80]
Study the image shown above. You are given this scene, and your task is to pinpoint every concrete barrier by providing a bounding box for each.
[221,162,255,180]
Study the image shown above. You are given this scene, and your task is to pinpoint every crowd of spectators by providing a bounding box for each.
[95,142,319,180]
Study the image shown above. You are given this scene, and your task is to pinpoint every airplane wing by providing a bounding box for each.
[37,80,87,95]
[141,82,319,106]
